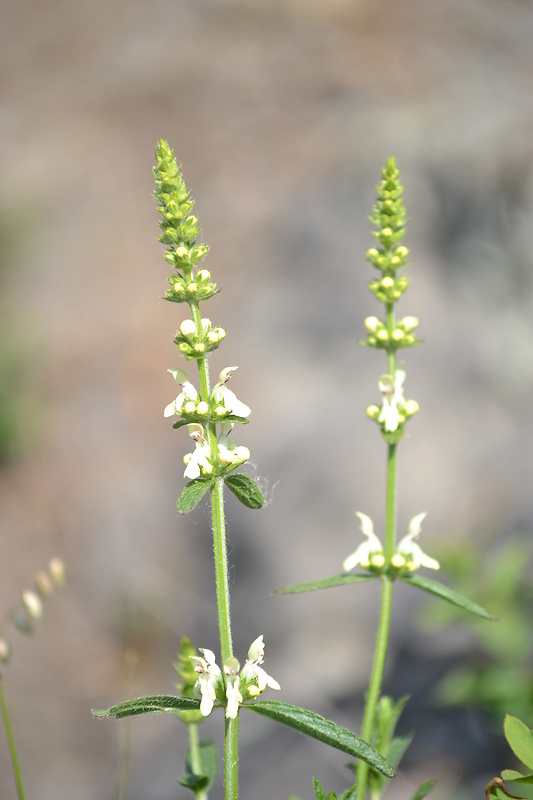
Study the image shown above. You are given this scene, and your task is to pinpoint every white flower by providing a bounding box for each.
[164,368,199,417]
[190,648,223,717]
[183,425,212,479]
[216,423,251,468]
[343,512,384,572]
[378,370,406,432]
[225,678,243,719]
[212,367,251,418]
[240,635,281,693]
[396,512,439,571]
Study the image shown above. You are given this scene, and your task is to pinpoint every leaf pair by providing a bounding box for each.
[278,572,493,620]
[93,696,395,778]
[177,473,264,514]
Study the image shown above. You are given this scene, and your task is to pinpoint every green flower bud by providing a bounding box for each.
[391,329,404,342]
[365,404,381,419]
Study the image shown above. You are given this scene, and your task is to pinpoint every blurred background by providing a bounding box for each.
[1,0,533,798]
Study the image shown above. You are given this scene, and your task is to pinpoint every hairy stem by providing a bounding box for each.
[225,715,239,800]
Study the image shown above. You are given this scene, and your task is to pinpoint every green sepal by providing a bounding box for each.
[504,716,533,771]
[177,479,213,514]
[93,694,201,719]
[224,473,263,509]
[243,699,395,777]
[399,573,494,619]
[179,739,218,793]
[172,419,189,430]
[409,779,437,800]
[277,573,377,595]
[381,427,406,444]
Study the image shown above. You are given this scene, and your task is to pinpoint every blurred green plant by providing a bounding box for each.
[418,538,533,721]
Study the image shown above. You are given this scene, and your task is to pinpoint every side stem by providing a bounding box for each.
[0,676,26,800]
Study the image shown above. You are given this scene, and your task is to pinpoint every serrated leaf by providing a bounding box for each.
[224,473,263,509]
[501,770,533,784]
[177,479,213,514]
[179,740,218,794]
[244,700,394,777]
[505,716,533,771]
[339,787,357,800]
[93,694,201,719]
[400,573,494,619]
[312,777,329,800]
[409,779,437,800]
[277,574,377,595]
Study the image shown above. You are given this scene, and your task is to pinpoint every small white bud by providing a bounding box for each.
[180,320,197,338]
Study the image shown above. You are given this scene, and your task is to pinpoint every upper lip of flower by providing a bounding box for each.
[212,367,251,417]
[164,368,199,417]
[343,512,383,572]
[396,512,439,570]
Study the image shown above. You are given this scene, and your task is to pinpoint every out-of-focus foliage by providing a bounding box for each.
[418,538,533,721]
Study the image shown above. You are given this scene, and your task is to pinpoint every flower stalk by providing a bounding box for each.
[355,159,419,800]
[154,140,268,799]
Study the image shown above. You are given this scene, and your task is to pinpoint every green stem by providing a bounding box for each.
[357,440,398,800]
[0,676,26,800]
[188,723,209,800]
[224,715,239,800]
[211,478,233,663]
[187,295,237,797]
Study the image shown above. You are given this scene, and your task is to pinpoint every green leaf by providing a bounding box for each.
[312,777,330,800]
[505,716,533,771]
[400,573,494,619]
[409,779,437,800]
[277,574,377,595]
[339,787,357,800]
[93,694,201,719]
[177,479,213,514]
[224,473,263,509]
[179,740,218,793]
[172,419,189,429]
[244,700,394,777]
[501,770,533,784]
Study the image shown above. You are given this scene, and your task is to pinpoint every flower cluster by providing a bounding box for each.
[361,157,420,444]
[155,140,252,488]
[190,635,280,719]
[343,512,439,576]
[365,371,419,434]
